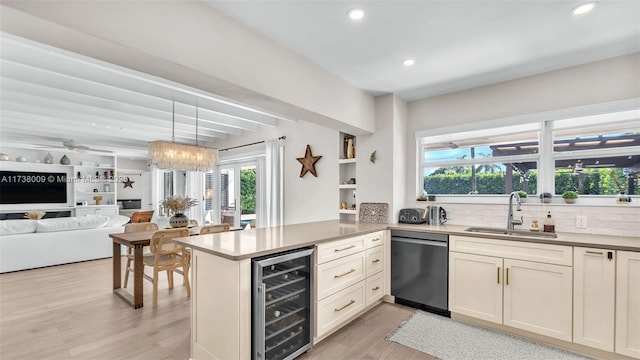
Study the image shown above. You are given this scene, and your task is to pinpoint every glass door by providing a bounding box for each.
[219,162,257,228]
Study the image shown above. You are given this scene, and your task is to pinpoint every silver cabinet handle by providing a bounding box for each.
[334,244,356,252]
[372,286,380,291]
[586,251,604,255]
[372,259,380,263]
[334,268,356,278]
[334,300,356,312]
[371,237,381,242]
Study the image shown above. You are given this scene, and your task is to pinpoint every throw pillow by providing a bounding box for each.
[105,214,130,227]
[0,219,38,235]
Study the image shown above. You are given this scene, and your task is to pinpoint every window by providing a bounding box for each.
[420,123,540,195]
[418,108,640,197]
[552,118,640,195]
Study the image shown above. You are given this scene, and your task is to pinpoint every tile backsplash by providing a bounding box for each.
[439,202,640,238]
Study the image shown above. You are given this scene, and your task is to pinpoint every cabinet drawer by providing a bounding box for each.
[450,235,572,266]
[317,280,365,337]
[317,236,366,264]
[317,252,365,300]
[366,246,384,277]
[365,272,384,306]
[364,231,385,249]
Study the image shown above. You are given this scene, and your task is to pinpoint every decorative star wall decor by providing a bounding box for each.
[296,144,322,177]
[123,177,135,188]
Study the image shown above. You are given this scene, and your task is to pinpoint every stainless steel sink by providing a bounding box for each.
[465,226,558,239]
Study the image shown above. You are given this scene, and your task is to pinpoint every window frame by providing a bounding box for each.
[416,100,640,204]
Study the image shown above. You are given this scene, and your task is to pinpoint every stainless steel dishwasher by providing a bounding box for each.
[391,230,449,316]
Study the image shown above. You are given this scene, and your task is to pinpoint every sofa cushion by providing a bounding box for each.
[36,217,79,232]
[0,219,38,235]
[105,214,130,227]
[77,215,109,230]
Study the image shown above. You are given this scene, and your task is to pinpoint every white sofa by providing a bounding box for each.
[0,215,130,273]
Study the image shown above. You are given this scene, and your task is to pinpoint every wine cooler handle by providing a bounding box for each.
[257,283,266,358]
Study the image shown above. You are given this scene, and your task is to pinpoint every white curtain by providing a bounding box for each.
[185,171,204,225]
[261,138,284,227]
[150,166,162,222]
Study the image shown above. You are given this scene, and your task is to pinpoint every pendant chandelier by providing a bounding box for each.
[148,99,218,172]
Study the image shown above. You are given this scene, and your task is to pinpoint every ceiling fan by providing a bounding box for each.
[34,140,112,153]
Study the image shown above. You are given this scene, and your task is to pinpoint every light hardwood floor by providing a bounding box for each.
[0,258,436,360]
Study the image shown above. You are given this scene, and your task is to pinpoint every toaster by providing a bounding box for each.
[398,208,427,224]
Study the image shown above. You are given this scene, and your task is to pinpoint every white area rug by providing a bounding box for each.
[387,310,594,360]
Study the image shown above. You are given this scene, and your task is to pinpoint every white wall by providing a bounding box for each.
[215,120,338,225]
[405,53,640,203]
[0,2,375,135]
[402,53,640,236]
[358,95,394,220]
[392,96,408,220]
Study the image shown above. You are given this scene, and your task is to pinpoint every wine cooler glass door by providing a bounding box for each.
[253,248,314,360]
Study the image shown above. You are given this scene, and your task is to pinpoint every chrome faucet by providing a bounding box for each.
[507,191,523,230]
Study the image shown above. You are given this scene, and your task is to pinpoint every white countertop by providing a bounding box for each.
[173,220,640,261]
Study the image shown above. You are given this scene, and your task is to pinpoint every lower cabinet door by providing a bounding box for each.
[616,251,640,359]
[503,259,572,341]
[316,281,365,338]
[365,272,384,306]
[317,252,365,300]
[573,247,615,352]
[449,252,503,324]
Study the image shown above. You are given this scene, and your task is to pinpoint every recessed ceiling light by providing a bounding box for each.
[347,8,364,21]
[402,58,416,67]
[572,2,597,15]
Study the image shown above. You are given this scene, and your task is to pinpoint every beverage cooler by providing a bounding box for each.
[252,248,314,360]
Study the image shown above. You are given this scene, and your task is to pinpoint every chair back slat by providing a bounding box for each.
[125,222,159,233]
[200,224,230,234]
[149,228,190,255]
[131,210,154,223]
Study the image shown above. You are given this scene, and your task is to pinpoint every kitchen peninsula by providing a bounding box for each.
[173,220,389,360]
[174,220,640,360]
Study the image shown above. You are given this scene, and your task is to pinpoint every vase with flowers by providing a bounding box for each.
[93,195,103,205]
[161,196,198,228]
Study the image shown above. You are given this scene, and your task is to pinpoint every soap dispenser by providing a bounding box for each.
[543,211,555,233]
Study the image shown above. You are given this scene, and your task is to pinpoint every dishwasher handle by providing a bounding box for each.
[391,237,448,247]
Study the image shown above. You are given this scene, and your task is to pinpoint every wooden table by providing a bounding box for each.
[109,227,200,309]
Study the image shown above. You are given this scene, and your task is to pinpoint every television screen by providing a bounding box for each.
[0,171,68,204]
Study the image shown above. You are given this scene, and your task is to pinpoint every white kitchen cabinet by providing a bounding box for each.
[317,280,365,337]
[316,251,366,300]
[573,247,615,352]
[449,235,572,342]
[616,250,640,359]
[449,252,503,324]
[315,230,387,339]
[503,258,572,342]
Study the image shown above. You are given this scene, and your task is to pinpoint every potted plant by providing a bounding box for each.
[93,195,103,205]
[539,192,552,204]
[161,196,198,228]
[562,191,578,204]
[516,191,528,202]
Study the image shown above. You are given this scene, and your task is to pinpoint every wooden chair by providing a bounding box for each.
[199,223,230,234]
[142,228,191,307]
[130,210,154,223]
[123,222,159,288]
